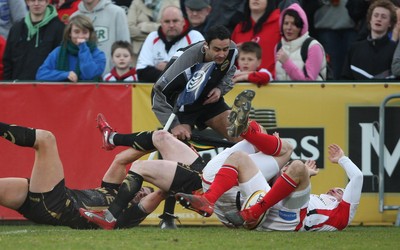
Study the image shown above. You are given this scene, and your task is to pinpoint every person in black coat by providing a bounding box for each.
[3,1,64,81]
[341,0,397,80]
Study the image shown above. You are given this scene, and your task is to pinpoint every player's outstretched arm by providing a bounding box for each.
[328,144,345,164]
[328,144,363,204]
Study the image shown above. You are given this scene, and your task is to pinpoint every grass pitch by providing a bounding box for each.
[0,224,399,250]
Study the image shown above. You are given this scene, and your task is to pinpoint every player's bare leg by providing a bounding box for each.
[152,130,201,229]
[29,129,65,193]
[0,178,29,209]
[102,148,147,184]
[0,122,64,193]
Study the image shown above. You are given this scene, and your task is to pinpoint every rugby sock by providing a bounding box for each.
[204,165,238,204]
[112,131,155,151]
[0,122,36,147]
[108,171,144,218]
[161,195,176,217]
[241,121,281,156]
[246,173,297,219]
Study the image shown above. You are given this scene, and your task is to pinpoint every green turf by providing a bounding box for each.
[0,225,399,250]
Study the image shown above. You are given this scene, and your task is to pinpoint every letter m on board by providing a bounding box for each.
[348,106,400,193]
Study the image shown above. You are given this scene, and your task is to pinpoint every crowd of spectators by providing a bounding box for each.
[1,0,400,82]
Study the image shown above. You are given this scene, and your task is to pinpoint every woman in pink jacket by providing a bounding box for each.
[275,3,327,81]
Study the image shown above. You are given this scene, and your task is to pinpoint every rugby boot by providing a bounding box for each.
[227,90,256,137]
[175,193,214,217]
[225,208,258,228]
[79,208,116,230]
[96,113,116,150]
[159,213,179,230]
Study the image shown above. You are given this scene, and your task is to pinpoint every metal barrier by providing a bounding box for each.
[379,93,400,226]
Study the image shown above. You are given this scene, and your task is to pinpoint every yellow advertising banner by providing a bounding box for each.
[133,83,400,225]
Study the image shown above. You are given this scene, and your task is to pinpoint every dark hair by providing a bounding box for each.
[239,41,262,59]
[241,0,277,35]
[367,0,397,32]
[205,25,231,44]
[111,40,133,56]
[281,9,304,36]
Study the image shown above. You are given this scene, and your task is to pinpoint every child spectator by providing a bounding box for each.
[233,41,272,86]
[36,14,106,82]
[73,0,130,75]
[103,41,138,81]
[232,0,281,77]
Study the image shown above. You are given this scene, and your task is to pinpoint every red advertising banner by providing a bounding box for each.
[0,84,132,219]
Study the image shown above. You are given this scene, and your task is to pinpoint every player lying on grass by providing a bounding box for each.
[79,111,211,229]
[176,117,364,231]
[79,90,292,229]
[0,121,163,229]
[181,119,294,226]
[174,117,295,228]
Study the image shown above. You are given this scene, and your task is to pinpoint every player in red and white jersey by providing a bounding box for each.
[174,97,298,227]
[199,126,293,226]
[176,138,362,232]
[258,146,363,231]
[300,154,363,231]
[175,96,363,231]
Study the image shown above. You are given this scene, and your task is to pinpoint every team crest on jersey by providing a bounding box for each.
[186,70,207,92]
[220,60,229,71]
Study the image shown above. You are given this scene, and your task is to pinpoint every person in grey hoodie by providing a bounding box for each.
[73,0,130,75]
[313,0,357,80]
[0,0,27,39]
